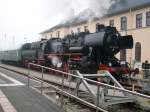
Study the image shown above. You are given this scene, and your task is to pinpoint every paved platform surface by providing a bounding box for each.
[0,66,62,112]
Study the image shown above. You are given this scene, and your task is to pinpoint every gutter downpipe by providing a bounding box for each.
[129,8,133,67]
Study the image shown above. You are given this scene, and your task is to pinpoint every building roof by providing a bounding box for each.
[107,0,150,16]
[40,24,68,34]
[41,9,98,34]
[41,0,150,34]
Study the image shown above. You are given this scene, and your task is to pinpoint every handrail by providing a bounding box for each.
[28,63,150,99]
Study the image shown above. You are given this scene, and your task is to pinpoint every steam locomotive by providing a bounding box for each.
[0,25,133,77]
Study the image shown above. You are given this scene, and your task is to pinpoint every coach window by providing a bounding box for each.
[136,13,142,28]
[40,43,43,49]
[121,16,127,30]
[109,19,114,27]
[146,11,150,26]
[120,49,126,61]
[135,42,141,62]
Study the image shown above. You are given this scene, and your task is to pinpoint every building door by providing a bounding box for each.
[135,42,141,62]
[120,49,126,61]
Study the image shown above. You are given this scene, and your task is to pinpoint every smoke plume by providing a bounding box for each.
[60,0,111,24]
[88,0,110,17]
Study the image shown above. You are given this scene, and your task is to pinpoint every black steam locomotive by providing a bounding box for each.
[0,26,133,77]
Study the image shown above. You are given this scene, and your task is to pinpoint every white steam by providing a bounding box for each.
[88,0,110,17]
[59,0,110,23]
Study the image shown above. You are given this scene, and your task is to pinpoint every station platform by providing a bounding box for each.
[0,65,62,112]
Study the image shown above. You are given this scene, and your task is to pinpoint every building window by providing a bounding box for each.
[120,49,126,61]
[71,30,74,35]
[146,11,150,26]
[84,26,88,32]
[96,23,105,32]
[121,17,127,30]
[57,31,60,37]
[77,28,81,33]
[96,23,100,32]
[109,19,114,27]
[45,35,47,39]
[136,13,142,28]
[135,42,141,62]
[50,34,53,38]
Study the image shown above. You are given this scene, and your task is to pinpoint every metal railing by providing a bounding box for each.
[82,71,124,88]
[27,63,150,112]
[27,64,108,112]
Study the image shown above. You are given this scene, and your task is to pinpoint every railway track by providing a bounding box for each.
[0,64,150,112]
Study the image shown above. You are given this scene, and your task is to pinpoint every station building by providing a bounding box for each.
[41,0,150,66]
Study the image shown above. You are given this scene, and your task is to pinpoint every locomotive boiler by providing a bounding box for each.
[0,25,133,78]
[60,26,133,74]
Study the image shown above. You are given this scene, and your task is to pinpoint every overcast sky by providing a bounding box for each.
[0,0,109,50]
